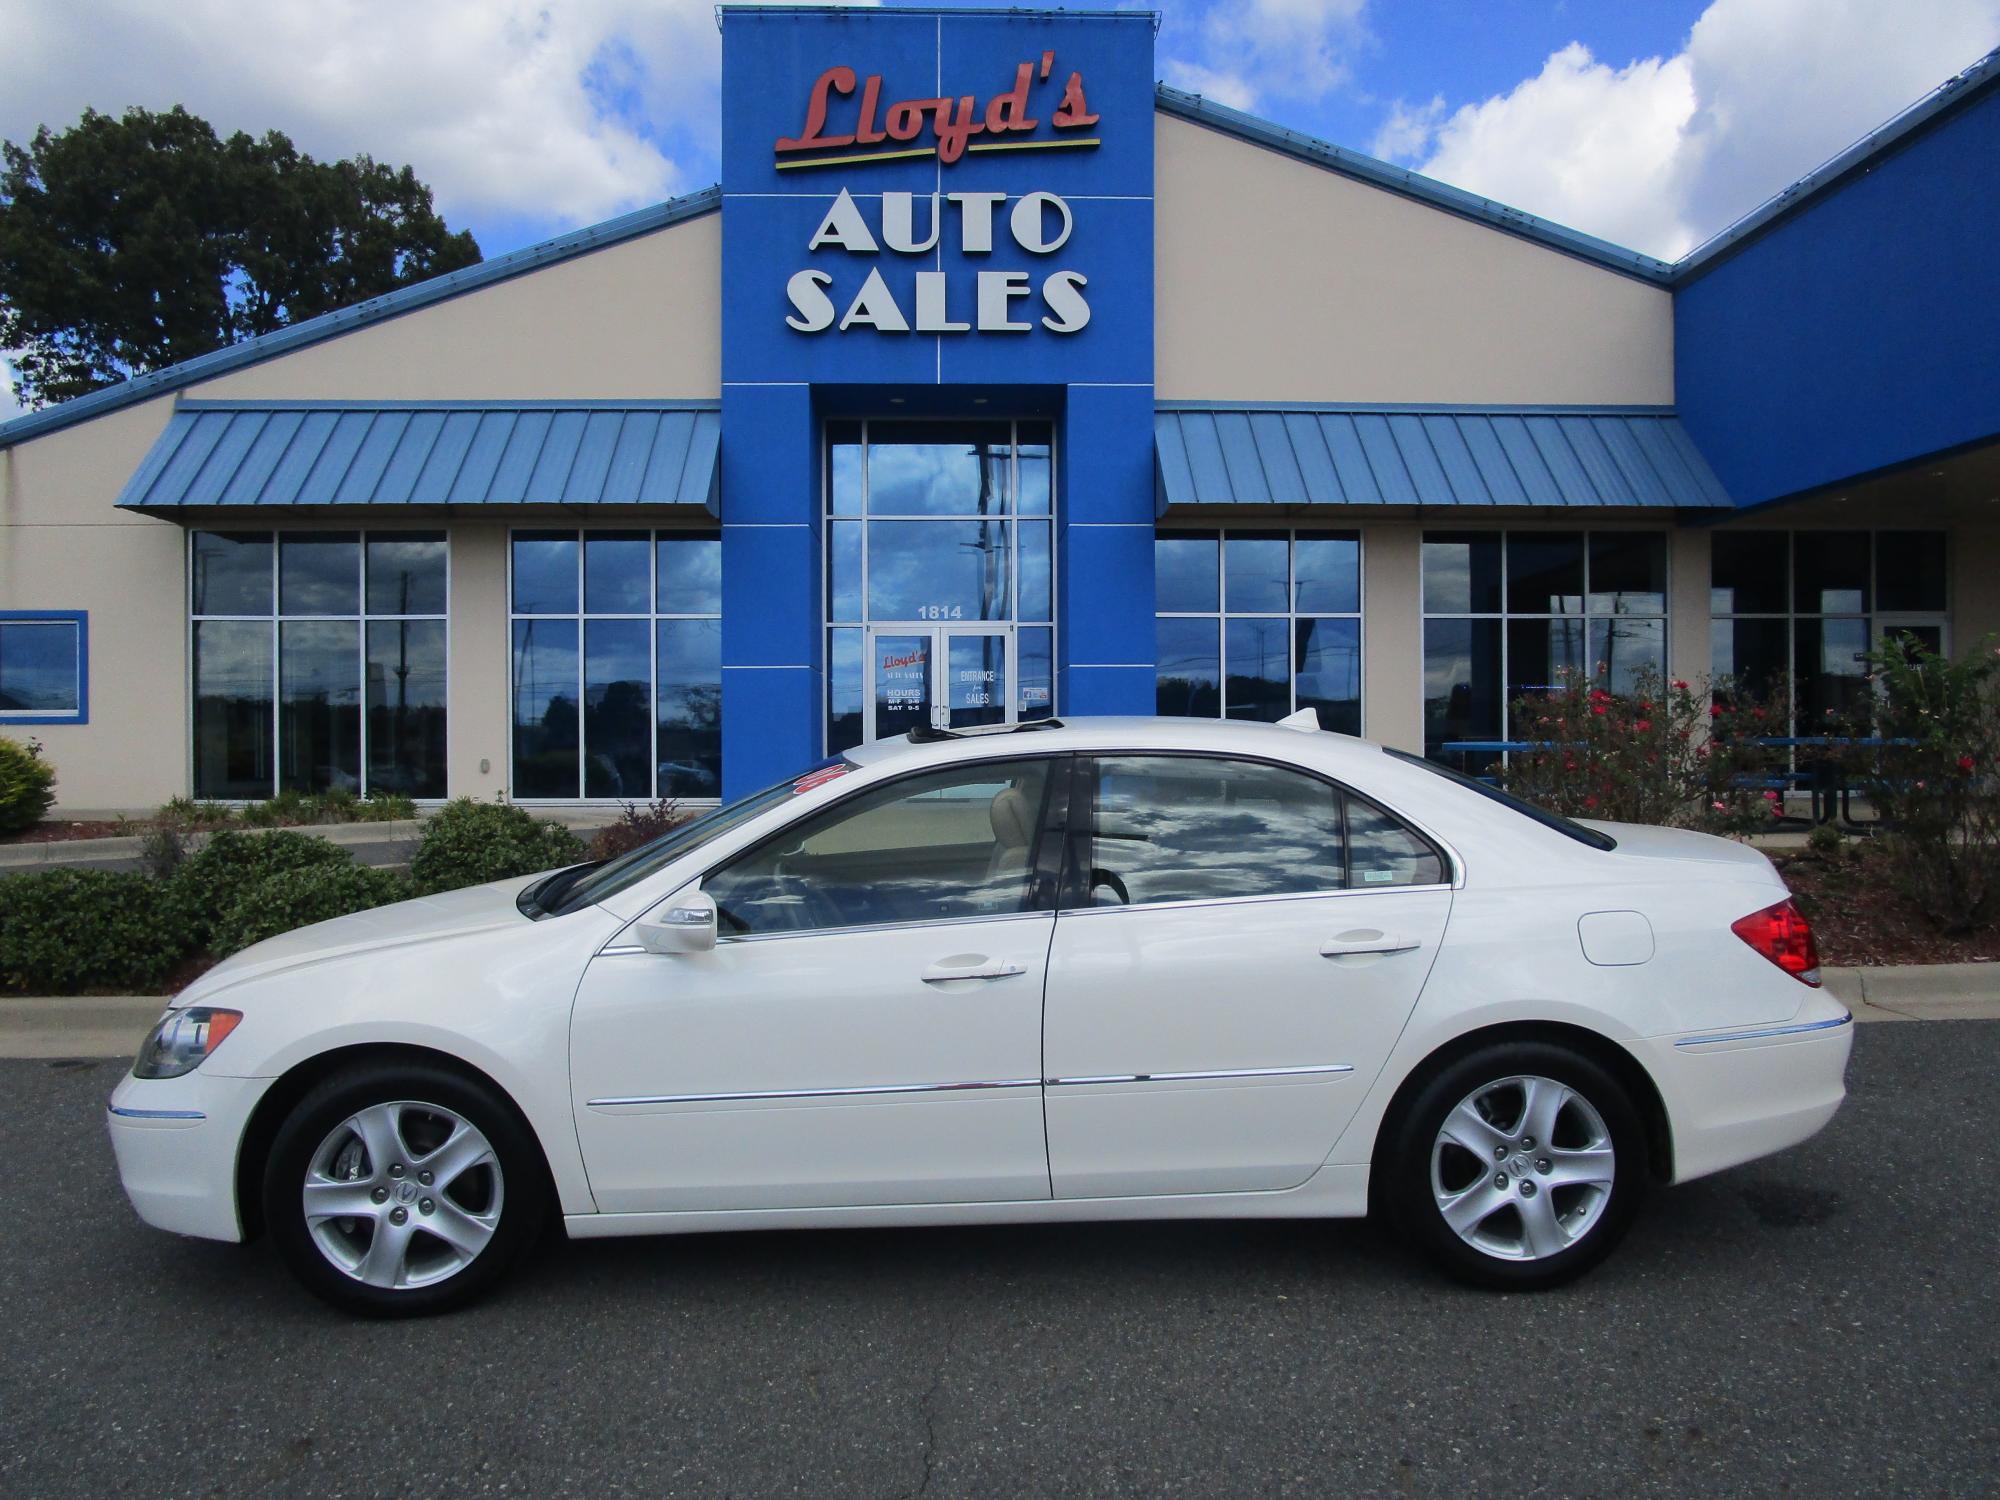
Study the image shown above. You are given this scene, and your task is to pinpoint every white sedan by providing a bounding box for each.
[108,715,1852,1315]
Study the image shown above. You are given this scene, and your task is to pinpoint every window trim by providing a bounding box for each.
[506,526,723,804]
[824,417,1059,755]
[1059,749,1454,913]
[1154,526,1366,732]
[700,750,1074,942]
[1419,526,1672,764]
[1709,526,1950,746]
[185,531,449,800]
[0,610,88,725]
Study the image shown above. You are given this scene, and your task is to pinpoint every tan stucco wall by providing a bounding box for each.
[0,398,187,811]
[190,214,722,402]
[1154,114,1675,406]
[1359,522,1422,751]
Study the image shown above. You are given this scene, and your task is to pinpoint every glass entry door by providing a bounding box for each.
[865,628,1013,739]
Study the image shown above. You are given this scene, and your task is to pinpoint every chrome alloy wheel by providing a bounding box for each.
[303,1101,505,1290]
[1429,1074,1616,1262]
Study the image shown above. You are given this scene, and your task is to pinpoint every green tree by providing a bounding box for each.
[0,106,480,407]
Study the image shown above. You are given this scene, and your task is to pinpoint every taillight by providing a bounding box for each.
[1731,898,1821,986]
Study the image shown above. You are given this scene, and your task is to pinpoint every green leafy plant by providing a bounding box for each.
[408,799,586,895]
[211,863,411,958]
[587,800,691,861]
[0,735,58,833]
[0,869,187,993]
[1836,635,2000,934]
[166,828,354,946]
[1503,667,1790,833]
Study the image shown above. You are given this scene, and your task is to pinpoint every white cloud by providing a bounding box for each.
[0,0,725,234]
[1164,0,1371,110]
[1374,0,2000,260]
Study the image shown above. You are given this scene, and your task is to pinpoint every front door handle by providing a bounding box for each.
[922,957,1028,984]
[1320,933,1420,958]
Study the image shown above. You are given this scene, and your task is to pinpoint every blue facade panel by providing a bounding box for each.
[719,6,1156,793]
[1674,81,2000,508]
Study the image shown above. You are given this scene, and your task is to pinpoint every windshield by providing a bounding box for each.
[1385,749,1618,852]
[544,761,851,916]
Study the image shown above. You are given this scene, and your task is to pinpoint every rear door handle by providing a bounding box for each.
[922,958,1028,983]
[1319,934,1420,958]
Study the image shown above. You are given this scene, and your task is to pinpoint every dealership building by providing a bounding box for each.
[2,8,1996,811]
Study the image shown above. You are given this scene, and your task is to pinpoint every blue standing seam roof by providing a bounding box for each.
[1154,407,1733,513]
[116,402,722,514]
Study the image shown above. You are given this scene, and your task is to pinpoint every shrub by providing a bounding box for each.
[167,828,354,945]
[1836,635,2000,934]
[1502,667,1789,834]
[211,863,412,958]
[408,799,586,895]
[0,869,187,993]
[588,799,691,861]
[0,736,58,834]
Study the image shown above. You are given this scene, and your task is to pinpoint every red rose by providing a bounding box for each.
[1634,718,1652,732]
[1960,756,1976,772]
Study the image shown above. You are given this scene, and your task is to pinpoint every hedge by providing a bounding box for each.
[211,863,412,958]
[0,736,57,834]
[0,869,186,993]
[408,799,585,894]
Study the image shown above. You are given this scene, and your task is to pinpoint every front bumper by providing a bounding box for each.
[1635,990,1855,1184]
[106,1068,268,1242]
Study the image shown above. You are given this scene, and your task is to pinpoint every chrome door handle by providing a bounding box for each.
[922,959,1027,983]
[1319,935,1420,958]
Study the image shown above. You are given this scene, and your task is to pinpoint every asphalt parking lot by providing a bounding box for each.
[2,1022,1995,1499]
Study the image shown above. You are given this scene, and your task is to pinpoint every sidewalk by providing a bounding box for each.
[4,964,1997,1060]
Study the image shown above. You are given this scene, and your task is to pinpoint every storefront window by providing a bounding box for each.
[190,531,447,799]
[1154,529,1362,733]
[1421,530,1667,770]
[1711,529,1947,733]
[825,420,1055,751]
[510,530,722,800]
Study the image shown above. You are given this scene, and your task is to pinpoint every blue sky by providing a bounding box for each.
[2,0,1996,416]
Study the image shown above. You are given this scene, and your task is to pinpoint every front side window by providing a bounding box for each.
[1154,530,1362,732]
[1067,755,1443,909]
[0,613,85,722]
[1422,530,1667,773]
[510,530,722,800]
[704,758,1058,937]
[189,532,446,799]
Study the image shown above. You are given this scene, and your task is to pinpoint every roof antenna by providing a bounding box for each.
[1277,708,1321,732]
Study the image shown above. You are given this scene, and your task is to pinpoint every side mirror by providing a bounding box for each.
[634,889,717,955]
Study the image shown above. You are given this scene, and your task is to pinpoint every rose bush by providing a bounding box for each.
[1501,667,1789,834]
[1835,635,2000,934]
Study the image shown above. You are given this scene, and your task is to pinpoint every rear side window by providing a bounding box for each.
[1066,755,1445,909]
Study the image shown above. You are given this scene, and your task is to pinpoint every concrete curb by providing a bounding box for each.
[6,963,1999,1060]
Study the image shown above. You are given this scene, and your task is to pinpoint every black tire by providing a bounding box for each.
[1378,1041,1647,1291]
[262,1061,548,1317]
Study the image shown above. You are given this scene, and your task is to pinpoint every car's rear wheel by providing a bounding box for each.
[1380,1042,1645,1289]
[263,1062,547,1316]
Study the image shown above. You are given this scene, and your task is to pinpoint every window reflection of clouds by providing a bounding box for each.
[1092,758,1343,905]
[866,520,1013,620]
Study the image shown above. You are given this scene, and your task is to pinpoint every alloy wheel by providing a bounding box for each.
[1428,1074,1616,1262]
[303,1100,505,1290]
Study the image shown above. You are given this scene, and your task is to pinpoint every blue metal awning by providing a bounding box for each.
[1155,406,1732,513]
[117,401,721,514]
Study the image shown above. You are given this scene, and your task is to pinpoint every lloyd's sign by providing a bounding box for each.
[776,52,1100,339]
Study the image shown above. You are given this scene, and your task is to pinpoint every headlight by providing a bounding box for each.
[133,1007,243,1079]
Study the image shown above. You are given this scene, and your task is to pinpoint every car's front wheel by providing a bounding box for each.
[1380,1042,1646,1290]
[263,1062,547,1316]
